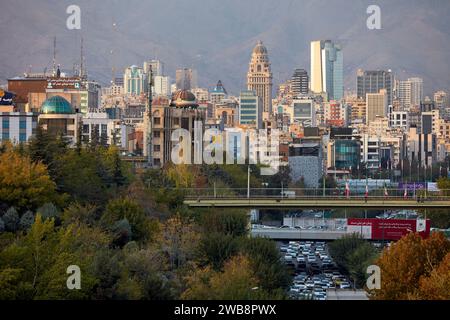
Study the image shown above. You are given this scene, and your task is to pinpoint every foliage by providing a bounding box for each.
[181,255,279,300]
[0,144,59,210]
[200,209,248,237]
[329,233,378,288]
[160,214,200,270]
[37,203,59,222]
[19,211,35,231]
[198,232,239,270]
[101,198,160,243]
[61,203,98,227]
[370,232,450,300]
[2,207,19,232]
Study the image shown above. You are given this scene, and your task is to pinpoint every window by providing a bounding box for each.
[153,131,160,138]
[19,133,27,142]
[2,132,9,140]
[19,120,27,129]
[154,117,161,125]
[173,118,180,126]
[2,118,9,129]
[154,145,160,152]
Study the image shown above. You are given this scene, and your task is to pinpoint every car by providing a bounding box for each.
[284,255,293,261]
[340,282,351,289]
[296,256,305,262]
[280,225,291,229]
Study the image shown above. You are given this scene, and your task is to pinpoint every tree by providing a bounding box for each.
[200,209,248,237]
[27,127,70,180]
[2,207,19,232]
[19,211,35,231]
[61,203,98,227]
[0,145,59,210]
[0,218,4,233]
[417,253,450,299]
[370,232,450,300]
[198,232,239,270]
[238,237,291,293]
[346,242,378,288]
[101,198,160,243]
[111,219,132,247]
[37,203,59,222]
[182,255,267,300]
[161,214,200,270]
[329,233,369,271]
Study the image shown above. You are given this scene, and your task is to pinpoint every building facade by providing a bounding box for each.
[291,69,309,96]
[247,41,273,114]
[310,40,343,101]
[357,69,393,106]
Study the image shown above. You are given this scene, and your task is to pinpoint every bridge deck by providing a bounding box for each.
[184,198,450,209]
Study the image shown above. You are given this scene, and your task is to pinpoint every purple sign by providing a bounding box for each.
[398,182,426,191]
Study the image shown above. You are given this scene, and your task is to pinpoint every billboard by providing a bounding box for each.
[47,78,82,90]
[398,182,426,191]
[347,218,430,240]
[293,102,312,118]
[0,89,15,105]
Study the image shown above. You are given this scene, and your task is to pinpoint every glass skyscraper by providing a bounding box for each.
[311,40,343,101]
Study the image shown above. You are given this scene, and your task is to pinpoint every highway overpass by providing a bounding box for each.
[184,198,450,209]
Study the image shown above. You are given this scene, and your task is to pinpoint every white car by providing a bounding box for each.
[340,282,351,289]
[284,255,293,261]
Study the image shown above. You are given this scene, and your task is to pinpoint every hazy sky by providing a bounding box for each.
[1,0,450,95]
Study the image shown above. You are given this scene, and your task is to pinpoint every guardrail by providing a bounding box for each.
[181,188,450,201]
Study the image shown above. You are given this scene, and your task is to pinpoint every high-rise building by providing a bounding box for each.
[398,77,423,108]
[153,76,171,96]
[310,40,343,101]
[247,41,273,114]
[124,65,145,95]
[239,90,262,129]
[144,60,163,77]
[366,89,388,124]
[176,68,198,91]
[357,69,393,105]
[291,69,309,96]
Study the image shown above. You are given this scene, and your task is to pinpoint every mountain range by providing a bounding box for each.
[1,0,450,96]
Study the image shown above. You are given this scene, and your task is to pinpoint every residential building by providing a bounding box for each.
[366,89,388,124]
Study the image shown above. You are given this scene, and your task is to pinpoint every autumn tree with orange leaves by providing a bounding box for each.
[369,232,450,300]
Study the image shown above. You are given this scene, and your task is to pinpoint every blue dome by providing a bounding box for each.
[41,96,74,114]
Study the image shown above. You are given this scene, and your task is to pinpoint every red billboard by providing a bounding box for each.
[347,218,431,241]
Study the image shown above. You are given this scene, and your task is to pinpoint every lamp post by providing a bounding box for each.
[247,165,251,199]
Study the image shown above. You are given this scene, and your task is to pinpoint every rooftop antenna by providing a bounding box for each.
[52,36,57,76]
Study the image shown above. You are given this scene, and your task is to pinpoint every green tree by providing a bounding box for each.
[198,232,239,270]
[2,207,19,232]
[19,211,35,231]
[346,242,378,288]
[200,209,248,237]
[101,198,160,243]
